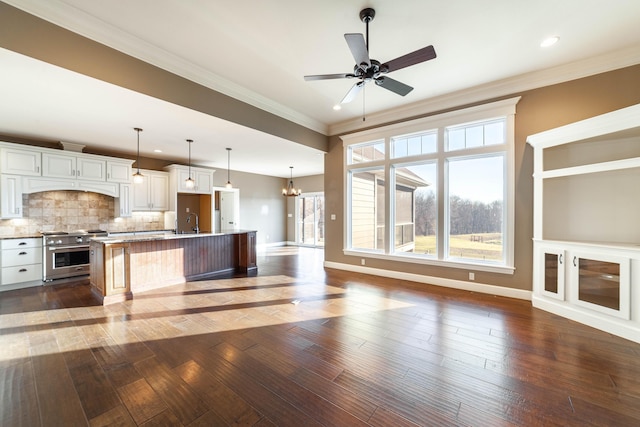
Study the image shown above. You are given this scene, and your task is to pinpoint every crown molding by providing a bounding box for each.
[3,0,330,135]
[329,45,640,136]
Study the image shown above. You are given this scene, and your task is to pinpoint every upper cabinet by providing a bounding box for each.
[0,147,41,176]
[106,160,132,183]
[133,169,169,211]
[42,152,106,181]
[0,142,134,184]
[164,164,215,195]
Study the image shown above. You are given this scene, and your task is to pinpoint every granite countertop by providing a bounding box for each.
[0,234,42,240]
[92,229,255,244]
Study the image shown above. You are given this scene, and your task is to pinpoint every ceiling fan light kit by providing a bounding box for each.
[304,8,437,114]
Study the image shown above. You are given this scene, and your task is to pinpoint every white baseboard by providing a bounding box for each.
[532,295,640,344]
[323,261,531,301]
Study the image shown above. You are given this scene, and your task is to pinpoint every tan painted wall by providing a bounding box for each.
[324,64,640,291]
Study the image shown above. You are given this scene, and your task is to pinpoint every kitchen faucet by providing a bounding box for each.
[186,212,200,234]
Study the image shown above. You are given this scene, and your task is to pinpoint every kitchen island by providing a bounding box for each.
[89,230,256,304]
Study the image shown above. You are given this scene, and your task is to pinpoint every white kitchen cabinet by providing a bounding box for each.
[165,164,214,195]
[115,183,133,217]
[106,160,132,183]
[0,147,41,176]
[528,103,640,343]
[42,152,106,181]
[133,169,169,211]
[1,238,43,288]
[0,174,23,218]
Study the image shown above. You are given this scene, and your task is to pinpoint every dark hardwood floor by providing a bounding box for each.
[2,246,640,426]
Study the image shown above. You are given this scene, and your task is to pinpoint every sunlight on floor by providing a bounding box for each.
[1,273,414,361]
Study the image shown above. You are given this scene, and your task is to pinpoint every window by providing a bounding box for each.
[343,98,518,274]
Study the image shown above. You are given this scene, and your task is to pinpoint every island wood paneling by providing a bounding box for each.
[90,232,255,304]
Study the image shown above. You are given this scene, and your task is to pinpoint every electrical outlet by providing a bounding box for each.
[469,272,475,281]
[186,207,190,213]
[361,258,366,266]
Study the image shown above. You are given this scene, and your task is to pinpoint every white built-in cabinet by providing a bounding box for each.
[164,164,214,195]
[1,147,41,176]
[115,183,133,217]
[0,174,22,218]
[132,169,169,211]
[0,142,134,218]
[527,103,640,343]
[0,237,42,289]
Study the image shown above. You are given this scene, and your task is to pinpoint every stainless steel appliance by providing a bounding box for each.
[42,230,107,281]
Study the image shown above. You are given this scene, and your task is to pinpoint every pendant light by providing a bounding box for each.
[225,147,233,188]
[282,166,301,197]
[185,139,195,189]
[132,127,144,184]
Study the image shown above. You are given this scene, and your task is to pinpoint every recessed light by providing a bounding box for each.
[153,149,163,153]
[333,104,342,111]
[540,36,559,48]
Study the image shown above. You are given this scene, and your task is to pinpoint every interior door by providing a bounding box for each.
[219,189,240,231]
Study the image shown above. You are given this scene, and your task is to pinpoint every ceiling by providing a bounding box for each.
[1,0,640,178]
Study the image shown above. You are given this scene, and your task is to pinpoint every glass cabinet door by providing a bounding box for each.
[537,246,565,300]
[570,251,630,319]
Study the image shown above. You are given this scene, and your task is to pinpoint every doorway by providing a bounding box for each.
[296,193,325,247]
[213,187,240,232]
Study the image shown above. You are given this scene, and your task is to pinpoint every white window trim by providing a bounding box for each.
[341,97,520,275]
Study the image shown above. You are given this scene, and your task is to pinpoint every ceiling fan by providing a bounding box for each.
[304,8,437,105]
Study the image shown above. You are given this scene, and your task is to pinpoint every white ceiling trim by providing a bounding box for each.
[329,45,640,136]
[3,0,329,135]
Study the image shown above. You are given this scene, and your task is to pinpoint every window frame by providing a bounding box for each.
[341,97,519,274]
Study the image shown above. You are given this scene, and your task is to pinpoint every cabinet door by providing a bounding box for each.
[569,251,630,319]
[195,170,212,194]
[77,157,106,181]
[1,148,41,176]
[0,174,23,218]
[42,153,76,179]
[132,175,151,211]
[107,161,132,183]
[537,246,565,300]
[116,183,133,217]
[149,173,169,210]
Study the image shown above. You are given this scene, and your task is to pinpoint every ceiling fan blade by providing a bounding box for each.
[381,45,436,73]
[304,73,354,81]
[344,33,370,69]
[375,76,413,96]
[341,81,364,104]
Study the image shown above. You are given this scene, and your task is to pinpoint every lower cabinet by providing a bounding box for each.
[1,238,43,288]
[534,241,637,341]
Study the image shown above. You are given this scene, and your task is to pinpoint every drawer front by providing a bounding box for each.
[2,264,42,285]
[2,247,42,267]
[1,238,41,250]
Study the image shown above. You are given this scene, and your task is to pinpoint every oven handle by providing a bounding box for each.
[48,245,90,251]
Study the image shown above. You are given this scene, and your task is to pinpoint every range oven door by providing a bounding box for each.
[43,245,91,281]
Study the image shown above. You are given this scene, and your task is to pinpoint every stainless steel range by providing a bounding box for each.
[42,230,108,281]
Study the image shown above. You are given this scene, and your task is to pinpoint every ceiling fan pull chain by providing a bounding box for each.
[362,85,366,122]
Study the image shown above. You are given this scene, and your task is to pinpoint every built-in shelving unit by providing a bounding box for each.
[527,103,640,343]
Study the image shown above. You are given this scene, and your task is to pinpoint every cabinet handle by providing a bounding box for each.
[558,254,563,264]
[19,251,27,255]
[77,169,81,176]
[72,169,75,176]
[573,256,577,267]
[37,166,40,173]
[19,268,27,272]
[18,242,27,246]
[107,173,110,179]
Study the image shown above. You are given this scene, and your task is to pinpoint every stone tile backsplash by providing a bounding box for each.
[0,191,166,236]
